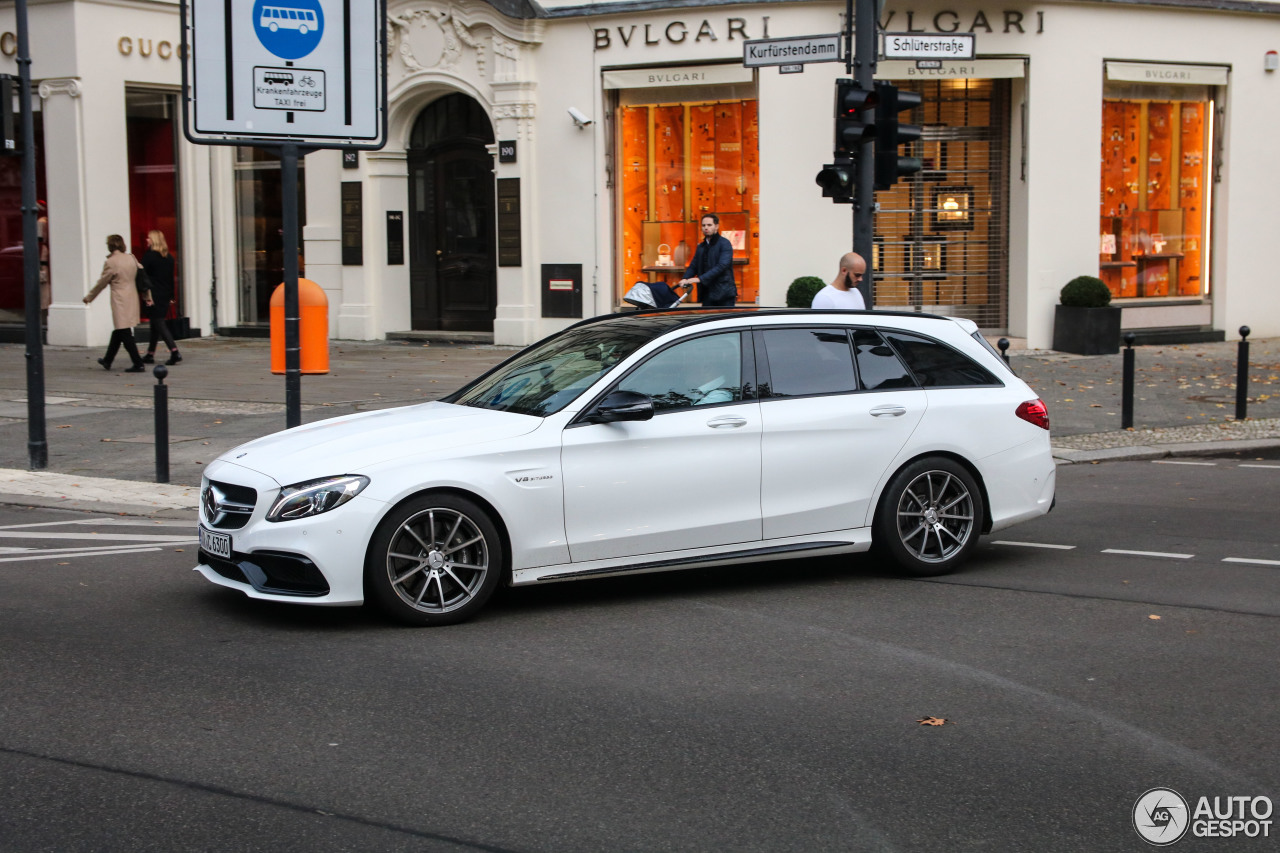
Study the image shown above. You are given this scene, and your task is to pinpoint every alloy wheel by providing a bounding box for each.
[385,508,490,614]
[894,469,976,564]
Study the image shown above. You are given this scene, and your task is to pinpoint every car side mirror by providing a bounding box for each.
[591,390,654,423]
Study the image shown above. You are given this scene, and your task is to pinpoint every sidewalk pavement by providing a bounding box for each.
[0,332,1277,516]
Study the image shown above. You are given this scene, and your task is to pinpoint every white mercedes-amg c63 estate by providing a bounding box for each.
[196,308,1056,625]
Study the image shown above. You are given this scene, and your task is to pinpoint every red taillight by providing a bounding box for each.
[1016,399,1050,430]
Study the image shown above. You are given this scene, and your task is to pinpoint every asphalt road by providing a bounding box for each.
[0,454,1277,852]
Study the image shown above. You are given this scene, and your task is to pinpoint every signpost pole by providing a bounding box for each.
[281,142,301,429]
[853,0,877,307]
[17,0,46,469]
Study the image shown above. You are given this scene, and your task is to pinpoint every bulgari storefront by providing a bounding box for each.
[291,0,1278,348]
[7,0,1280,350]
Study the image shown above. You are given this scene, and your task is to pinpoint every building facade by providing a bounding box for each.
[4,0,1279,350]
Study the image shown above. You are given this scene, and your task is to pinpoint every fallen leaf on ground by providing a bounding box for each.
[1149,615,1162,620]
[917,716,949,726]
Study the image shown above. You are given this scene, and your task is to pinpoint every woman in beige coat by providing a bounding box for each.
[83,234,152,372]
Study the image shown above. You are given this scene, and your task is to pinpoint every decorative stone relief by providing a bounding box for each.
[388,6,484,76]
[38,78,82,99]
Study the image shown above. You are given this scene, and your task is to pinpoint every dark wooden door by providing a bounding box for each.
[409,143,496,331]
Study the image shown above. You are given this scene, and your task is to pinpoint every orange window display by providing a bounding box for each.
[1099,93,1210,300]
[617,99,759,305]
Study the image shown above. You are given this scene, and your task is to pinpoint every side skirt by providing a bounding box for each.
[512,533,871,586]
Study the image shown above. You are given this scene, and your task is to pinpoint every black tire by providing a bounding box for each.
[875,457,984,577]
[366,493,503,626]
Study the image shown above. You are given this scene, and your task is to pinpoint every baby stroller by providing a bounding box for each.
[622,280,690,310]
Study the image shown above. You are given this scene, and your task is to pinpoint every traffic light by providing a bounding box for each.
[834,78,877,157]
[815,159,855,204]
[873,82,923,190]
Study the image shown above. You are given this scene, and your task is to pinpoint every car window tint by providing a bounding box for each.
[761,328,856,397]
[972,331,1017,375]
[881,330,999,387]
[852,329,917,390]
[452,324,654,416]
[616,332,743,412]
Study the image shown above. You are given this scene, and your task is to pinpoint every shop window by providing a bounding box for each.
[0,105,46,325]
[235,147,305,324]
[616,93,759,305]
[1099,84,1212,299]
[126,90,182,322]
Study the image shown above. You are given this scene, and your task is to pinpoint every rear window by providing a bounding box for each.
[852,329,916,390]
[880,330,1000,387]
[761,328,857,397]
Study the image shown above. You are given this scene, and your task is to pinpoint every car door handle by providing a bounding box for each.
[870,405,907,417]
[706,416,748,429]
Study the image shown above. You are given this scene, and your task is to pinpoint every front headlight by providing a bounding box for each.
[266,475,369,522]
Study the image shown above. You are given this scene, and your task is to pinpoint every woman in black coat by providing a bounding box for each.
[140,230,181,365]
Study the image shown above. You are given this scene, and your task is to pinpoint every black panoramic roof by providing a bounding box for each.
[567,306,953,336]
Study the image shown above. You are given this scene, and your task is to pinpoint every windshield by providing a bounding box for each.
[451,322,669,416]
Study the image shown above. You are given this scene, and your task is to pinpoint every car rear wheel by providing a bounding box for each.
[876,457,983,577]
[366,494,502,626]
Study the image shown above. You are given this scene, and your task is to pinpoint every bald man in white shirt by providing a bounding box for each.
[811,252,868,310]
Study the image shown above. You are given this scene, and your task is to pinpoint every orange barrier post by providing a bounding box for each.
[270,278,330,374]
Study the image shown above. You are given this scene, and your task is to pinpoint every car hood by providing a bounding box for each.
[217,401,542,485]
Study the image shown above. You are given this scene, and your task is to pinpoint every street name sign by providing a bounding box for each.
[881,33,976,61]
[181,0,387,148]
[743,34,842,68]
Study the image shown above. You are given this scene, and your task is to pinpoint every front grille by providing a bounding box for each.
[203,479,258,530]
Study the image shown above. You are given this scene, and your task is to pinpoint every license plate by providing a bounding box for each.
[199,526,232,560]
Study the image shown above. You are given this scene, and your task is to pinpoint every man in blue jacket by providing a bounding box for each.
[679,213,737,307]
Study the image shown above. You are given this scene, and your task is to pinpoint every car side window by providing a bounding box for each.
[760,328,857,397]
[880,330,1000,387]
[615,332,744,412]
[852,329,917,390]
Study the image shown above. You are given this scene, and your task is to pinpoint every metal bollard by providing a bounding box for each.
[1236,325,1251,421]
[1121,332,1136,430]
[153,364,169,484]
[997,337,1011,367]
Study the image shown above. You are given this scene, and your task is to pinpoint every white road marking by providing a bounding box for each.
[1238,464,1280,470]
[1102,549,1195,560]
[991,540,1076,550]
[0,519,191,530]
[4,542,196,557]
[0,531,196,543]
[1221,557,1280,567]
[1152,460,1216,466]
[0,546,162,564]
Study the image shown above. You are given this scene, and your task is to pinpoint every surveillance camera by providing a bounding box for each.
[568,107,593,127]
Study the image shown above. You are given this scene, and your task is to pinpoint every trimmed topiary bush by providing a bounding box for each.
[1059,275,1112,308]
[786,276,826,308]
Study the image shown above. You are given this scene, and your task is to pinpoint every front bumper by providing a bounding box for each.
[195,461,385,606]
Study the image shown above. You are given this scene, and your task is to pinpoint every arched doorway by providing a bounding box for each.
[407,93,496,331]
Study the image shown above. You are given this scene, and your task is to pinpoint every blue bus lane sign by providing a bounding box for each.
[253,0,324,60]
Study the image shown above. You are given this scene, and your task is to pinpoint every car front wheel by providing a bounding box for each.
[366,494,503,626]
[876,457,983,577]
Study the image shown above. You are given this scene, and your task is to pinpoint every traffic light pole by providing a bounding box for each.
[852,0,877,307]
[17,0,46,469]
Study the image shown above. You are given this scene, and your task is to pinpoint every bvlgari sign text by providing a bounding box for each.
[595,17,770,50]
[594,9,1044,51]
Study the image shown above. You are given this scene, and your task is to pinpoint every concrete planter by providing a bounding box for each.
[1052,305,1121,355]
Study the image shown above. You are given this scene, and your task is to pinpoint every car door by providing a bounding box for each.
[561,330,762,563]
[758,326,927,539]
